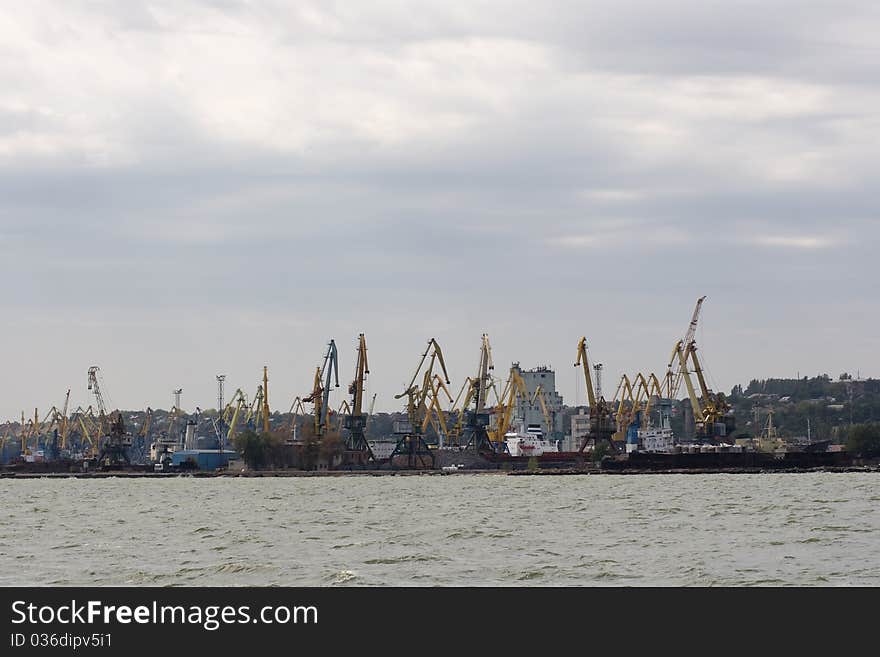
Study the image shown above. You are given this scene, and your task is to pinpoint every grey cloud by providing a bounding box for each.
[0,1,878,416]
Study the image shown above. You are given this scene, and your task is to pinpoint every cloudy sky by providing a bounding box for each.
[2,0,878,419]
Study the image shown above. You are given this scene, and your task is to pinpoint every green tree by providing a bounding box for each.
[591,441,611,463]
[233,429,265,470]
[846,423,880,456]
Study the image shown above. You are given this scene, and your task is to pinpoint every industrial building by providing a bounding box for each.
[512,363,564,440]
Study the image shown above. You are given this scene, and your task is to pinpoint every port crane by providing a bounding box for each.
[342,333,374,460]
[637,373,666,429]
[69,406,99,457]
[286,395,307,442]
[665,297,734,440]
[666,296,706,399]
[390,338,451,468]
[132,407,152,464]
[58,390,71,450]
[303,340,340,438]
[574,337,616,453]
[88,366,131,466]
[488,366,528,445]
[421,373,454,440]
[223,389,248,446]
[460,334,498,453]
[670,339,734,440]
[245,368,272,435]
[614,372,662,441]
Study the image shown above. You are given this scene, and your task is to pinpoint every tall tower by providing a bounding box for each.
[216,375,226,447]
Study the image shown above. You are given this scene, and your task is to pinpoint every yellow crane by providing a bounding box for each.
[421,373,454,439]
[139,407,153,441]
[670,338,733,440]
[342,333,373,457]
[391,338,451,468]
[613,373,657,444]
[335,400,351,431]
[224,389,248,445]
[262,366,271,434]
[287,395,307,439]
[58,390,71,449]
[611,374,635,442]
[574,337,616,452]
[639,373,666,429]
[70,406,100,457]
[665,296,706,399]
[488,366,528,445]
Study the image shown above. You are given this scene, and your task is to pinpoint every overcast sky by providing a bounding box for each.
[2,1,878,419]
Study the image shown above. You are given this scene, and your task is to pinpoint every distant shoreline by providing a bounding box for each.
[1,465,877,479]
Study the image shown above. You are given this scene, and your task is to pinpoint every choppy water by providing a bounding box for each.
[1,473,878,586]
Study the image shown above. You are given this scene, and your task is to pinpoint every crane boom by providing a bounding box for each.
[666,296,705,398]
[262,366,270,434]
[574,337,598,407]
[351,334,369,416]
[321,340,340,430]
[673,341,703,421]
[475,333,494,413]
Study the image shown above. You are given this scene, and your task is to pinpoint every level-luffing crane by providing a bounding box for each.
[260,366,271,434]
[303,340,340,438]
[670,338,734,440]
[342,333,374,459]
[87,366,109,436]
[667,297,735,440]
[390,338,451,468]
[459,334,497,453]
[286,395,306,442]
[488,366,528,446]
[637,373,666,430]
[88,366,131,466]
[223,388,248,446]
[421,373,454,439]
[665,296,705,398]
[574,337,616,452]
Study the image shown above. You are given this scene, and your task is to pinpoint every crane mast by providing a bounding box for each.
[672,338,734,441]
[87,366,131,467]
[343,333,373,458]
[666,296,705,398]
[575,337,598,408]
[390,338,451,469]
[304,340,340,438]
[262,366,271,434]
[463,334,497,453]
[87,366,109,436]
[320,341,340,433]
[490,366,528,443]
[574,337,616,453]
